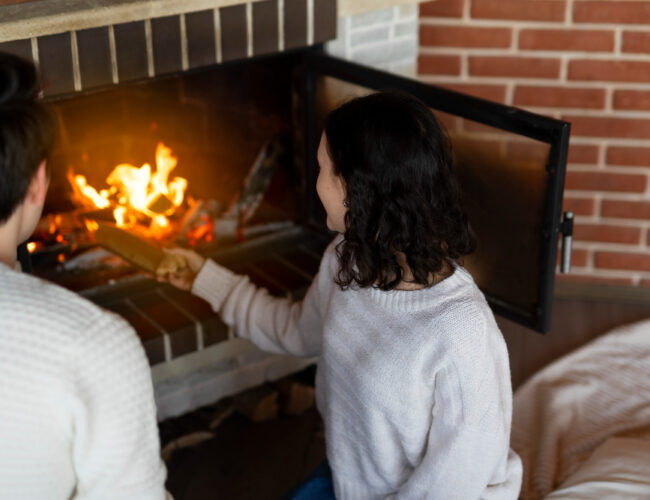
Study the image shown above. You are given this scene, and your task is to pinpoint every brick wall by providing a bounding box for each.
[419,0,650,287]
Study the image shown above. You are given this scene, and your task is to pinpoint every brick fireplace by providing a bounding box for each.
[418,0,650,288]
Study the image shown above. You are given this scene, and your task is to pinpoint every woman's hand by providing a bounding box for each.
[156,247,206,291]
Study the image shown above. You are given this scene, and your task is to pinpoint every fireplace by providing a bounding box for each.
[4,0,571,419]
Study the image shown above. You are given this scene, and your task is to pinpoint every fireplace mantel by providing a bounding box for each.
[0,0,428,42]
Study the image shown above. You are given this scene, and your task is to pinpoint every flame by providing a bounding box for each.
[73,175,111,209]
[113,206,136,228]
[84,219,99,232]
[26,242,37,253]
[69,143,188,238]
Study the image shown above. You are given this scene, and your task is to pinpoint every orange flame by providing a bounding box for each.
[84,219,99,232]
[69,143,188,238]
[73,175,111,209]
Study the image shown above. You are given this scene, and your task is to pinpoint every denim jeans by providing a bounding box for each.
[285,460,336,500]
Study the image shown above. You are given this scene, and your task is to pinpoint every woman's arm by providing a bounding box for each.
[192,258,325,357]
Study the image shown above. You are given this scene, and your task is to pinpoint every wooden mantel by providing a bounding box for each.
[0,0,429,43]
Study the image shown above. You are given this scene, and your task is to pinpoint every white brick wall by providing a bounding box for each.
[326,5,419,77]
[154,343,313,420]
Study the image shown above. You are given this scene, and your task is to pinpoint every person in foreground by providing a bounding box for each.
[0,52,168,499]
[161,91,523,499]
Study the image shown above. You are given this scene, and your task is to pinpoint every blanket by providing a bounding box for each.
[510,318,650,500]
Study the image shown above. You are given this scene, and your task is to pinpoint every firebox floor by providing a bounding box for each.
[161,372,326,500]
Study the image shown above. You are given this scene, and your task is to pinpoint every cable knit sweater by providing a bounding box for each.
[192,235,522,499]
[0,262,167,500]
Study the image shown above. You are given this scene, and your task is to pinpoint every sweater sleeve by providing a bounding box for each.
[70,312,167,500]
[191,251,330,358]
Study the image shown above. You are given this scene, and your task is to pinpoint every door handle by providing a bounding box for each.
[559,211,574,273]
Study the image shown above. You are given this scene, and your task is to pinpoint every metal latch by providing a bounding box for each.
[559,211,574,273]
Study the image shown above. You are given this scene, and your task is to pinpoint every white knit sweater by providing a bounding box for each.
[0,263,167,500]
[193,235,522,499]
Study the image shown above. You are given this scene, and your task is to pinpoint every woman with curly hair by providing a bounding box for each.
[161,91,522,499]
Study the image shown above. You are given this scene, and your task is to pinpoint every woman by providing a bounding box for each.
[161,91,522,499]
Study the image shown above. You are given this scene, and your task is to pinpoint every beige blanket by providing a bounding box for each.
[511,318,650,500]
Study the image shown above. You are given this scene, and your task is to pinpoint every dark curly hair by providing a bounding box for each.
[323,91,476,291]
[0,52,55,224]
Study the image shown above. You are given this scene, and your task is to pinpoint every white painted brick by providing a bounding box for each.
[326,7,419,70]
[154,357,237,419]
[154,349,314,420]
[352,37,417,67]
[350,7,394,29]
[325,17,349,58]
[394,20,417,38]
[237,348,270,365]
[389,60,417,78]
[390,37,417,61]
[398,4,417,20]
[264,356,314,380]
[351,26,390,47]
[351,41,393,66]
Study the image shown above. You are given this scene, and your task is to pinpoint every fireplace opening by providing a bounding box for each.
[30,52,324,291]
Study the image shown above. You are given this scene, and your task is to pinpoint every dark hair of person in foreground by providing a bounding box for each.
[0,52,55,224]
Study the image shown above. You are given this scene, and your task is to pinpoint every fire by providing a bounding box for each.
[73,175,111,209]
[83,219,99,232]
[70,143,188,238]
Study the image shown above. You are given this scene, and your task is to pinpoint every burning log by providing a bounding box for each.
[147,193,174,214]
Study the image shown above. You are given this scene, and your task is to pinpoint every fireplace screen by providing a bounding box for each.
[23,49,569,340]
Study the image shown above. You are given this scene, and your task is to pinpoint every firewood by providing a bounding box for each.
[233,384,279,422]
[223,139,283,228]
[147,193,174,214]
[94,222,164,273]
[161,431,215,462]
[208,402,235,430]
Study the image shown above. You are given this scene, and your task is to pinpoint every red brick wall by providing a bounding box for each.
[419,0,650,287]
